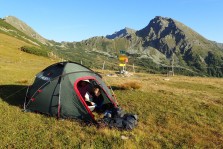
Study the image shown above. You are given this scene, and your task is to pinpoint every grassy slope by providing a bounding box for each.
[0,33,223,148]
[0,33,54,84]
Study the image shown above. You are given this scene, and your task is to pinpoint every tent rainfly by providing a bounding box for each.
[24,62,117,122]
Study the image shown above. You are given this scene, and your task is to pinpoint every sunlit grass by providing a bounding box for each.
[103,74,223,148]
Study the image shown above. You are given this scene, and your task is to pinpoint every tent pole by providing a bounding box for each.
[24,86,30,110]
[57,76,62,119]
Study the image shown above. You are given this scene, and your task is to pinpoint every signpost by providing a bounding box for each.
[118,50,128,73]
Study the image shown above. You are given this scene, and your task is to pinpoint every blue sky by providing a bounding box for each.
[0,0,222,43]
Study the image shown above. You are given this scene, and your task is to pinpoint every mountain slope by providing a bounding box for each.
[0,18,45,47]
[3,16,49,45]
[0,32,56,84]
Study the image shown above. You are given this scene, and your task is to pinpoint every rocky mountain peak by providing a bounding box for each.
[136,16,181,39]
[106,27,136,39]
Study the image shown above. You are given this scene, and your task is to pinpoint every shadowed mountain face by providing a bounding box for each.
[136,16,221,58]
[136,16,187,58]
[138,18,185,46]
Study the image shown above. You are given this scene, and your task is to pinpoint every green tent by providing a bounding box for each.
[24,62,117,122]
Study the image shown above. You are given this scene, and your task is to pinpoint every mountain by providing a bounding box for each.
[106,27,136,39]
[3,16,49,45]
[134,16,223,70]
[74,16,223,76]
[136,16,221,57]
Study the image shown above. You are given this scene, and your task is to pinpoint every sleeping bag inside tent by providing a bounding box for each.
[24,62,118,122]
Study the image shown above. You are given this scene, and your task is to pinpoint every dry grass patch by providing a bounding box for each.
[116,81,142,90]
[15,79,29,84]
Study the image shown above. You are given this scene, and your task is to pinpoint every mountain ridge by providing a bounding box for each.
[3,16,50,45]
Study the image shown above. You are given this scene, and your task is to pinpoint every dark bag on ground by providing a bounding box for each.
[101,107,138,130]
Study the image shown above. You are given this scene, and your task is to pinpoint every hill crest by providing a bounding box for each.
[3,16,49,45]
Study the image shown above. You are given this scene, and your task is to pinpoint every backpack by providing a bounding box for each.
[101,107,138,130]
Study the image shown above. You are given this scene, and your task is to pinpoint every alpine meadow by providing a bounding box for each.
[0,16,223,148]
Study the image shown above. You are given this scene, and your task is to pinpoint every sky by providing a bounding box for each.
[0,0,222,43]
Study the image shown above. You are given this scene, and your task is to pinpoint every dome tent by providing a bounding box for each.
[24,62,117,122]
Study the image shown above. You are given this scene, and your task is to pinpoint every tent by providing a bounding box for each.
[24,61,118,122]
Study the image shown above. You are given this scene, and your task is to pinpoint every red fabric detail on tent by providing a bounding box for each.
[31,98,35,102]
[74,76,96,120]
[37,90,42,93]
[47,72,52,76]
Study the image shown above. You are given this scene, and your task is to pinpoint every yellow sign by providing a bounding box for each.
[119,63,126,66]
[119,55,128,61]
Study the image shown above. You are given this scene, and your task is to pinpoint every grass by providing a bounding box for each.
[103,74,223,148]
[1,32,223,148]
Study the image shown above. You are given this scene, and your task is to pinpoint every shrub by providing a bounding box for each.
[117,81,141,90]
[20,46,50,57]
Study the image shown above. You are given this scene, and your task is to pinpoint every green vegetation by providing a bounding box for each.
[20,46,50,57]
[205,51,223,77]
[51,45,120,70]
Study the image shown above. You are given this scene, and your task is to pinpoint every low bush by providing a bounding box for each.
[20,46,50,57]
